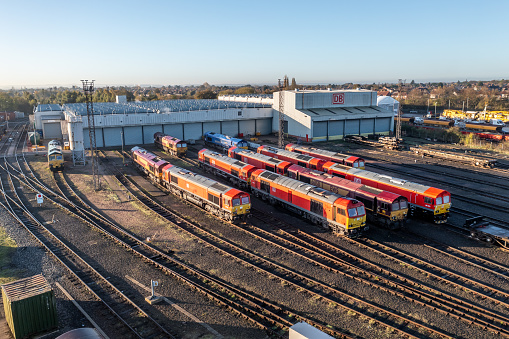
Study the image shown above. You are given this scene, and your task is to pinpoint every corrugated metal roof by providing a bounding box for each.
[34,104,62,112]
[61,99,271,116]
[1,275,52,302]
[301,106,392,117]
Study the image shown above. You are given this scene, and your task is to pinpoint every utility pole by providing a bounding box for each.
[81,80,99,190]
[278,78,285,148]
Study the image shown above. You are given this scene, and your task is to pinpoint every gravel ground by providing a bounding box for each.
[19,155,268,339]
[0,199,91,338]
[3,137,509,339]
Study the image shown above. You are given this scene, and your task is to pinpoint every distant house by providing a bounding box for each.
[415,87,430,95]
[377,90,391,96]
[393,91,407,99]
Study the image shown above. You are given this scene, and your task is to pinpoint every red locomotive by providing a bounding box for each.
[250,169,367,237]
[228,147,292,175]
[154,132,187,156]
[322,162,450,223]
[131,146,251,222]
[198,148,258,190]
[285,143,365,169]
[287,165,408,229]
[257,145,327,171]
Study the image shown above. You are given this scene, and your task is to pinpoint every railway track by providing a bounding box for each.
[248,209,509,337]
[112,150,509,338]
[107,165,355,338]
[0,156,175,339]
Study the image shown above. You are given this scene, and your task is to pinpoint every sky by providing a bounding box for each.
[1,0,508,88]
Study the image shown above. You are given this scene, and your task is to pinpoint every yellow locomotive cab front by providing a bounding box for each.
[345,206,366,230]
[231,195,251,216]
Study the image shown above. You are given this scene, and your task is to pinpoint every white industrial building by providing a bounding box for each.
[377,95,400,115]
[33,90,395,164]
[273,89,394,142]
[33,99,273,165]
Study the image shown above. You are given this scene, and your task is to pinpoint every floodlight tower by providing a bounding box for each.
[278,78,285,148]
[81,80,99,190]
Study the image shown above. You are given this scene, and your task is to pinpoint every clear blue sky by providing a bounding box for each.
[1,0,508,88]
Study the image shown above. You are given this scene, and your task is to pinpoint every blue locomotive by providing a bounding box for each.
[204,132,248,152]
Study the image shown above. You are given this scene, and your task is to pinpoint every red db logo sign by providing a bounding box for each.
[332,93,344,105]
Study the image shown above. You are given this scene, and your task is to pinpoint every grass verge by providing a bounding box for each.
[0,227,22,285]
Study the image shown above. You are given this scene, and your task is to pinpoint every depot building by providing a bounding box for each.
[273,89,394,142]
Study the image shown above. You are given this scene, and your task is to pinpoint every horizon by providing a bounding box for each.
[1,0,508,89]
[1,77,506,91]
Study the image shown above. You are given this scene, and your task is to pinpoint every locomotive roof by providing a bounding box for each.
[263,146,314,162]
[353,168,434,194]
[167,166,232,194]
[203,149,250,168]
[205,132,245,144]
[294,145,351,160]
[259,170,342,204]
[235,148,288,164]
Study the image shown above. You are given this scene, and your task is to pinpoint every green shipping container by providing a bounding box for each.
[1,275,58,339]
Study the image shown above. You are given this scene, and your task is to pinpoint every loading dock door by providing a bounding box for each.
[103,127,122,147]
[345,119,360,136]
[43,122,63,139]
[313,121,327,141]
[163,124,184,139]
[221,121,238,136]
[328,120,344,140]
[255,119,272,135]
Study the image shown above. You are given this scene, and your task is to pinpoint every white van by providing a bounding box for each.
[489,119,505,126]
[414,117,424,124]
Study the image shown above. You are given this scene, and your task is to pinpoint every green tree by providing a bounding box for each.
[234,87,255,95]
[195,90,217,99]
[219,89,234,96]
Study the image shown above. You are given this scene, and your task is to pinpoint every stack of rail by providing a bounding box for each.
[344,135,398,149]
[410,146,497,168]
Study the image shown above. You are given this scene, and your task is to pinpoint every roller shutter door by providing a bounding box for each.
[123,126,143,146]
[255,119,272,135]
[143,125,163,144]
[203,121,221,134]
[43,122,62,139]
[328,120,344,140]
[375,117,391,133]
[183,123,202,141]
[221,121,238,136]
[163,124,183,139]
[312,121,327,141]
[360,118,374,136]
[83,128,104,148]
[239,120,256,137]
[345,119,360,136]
[103,127,122,147]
